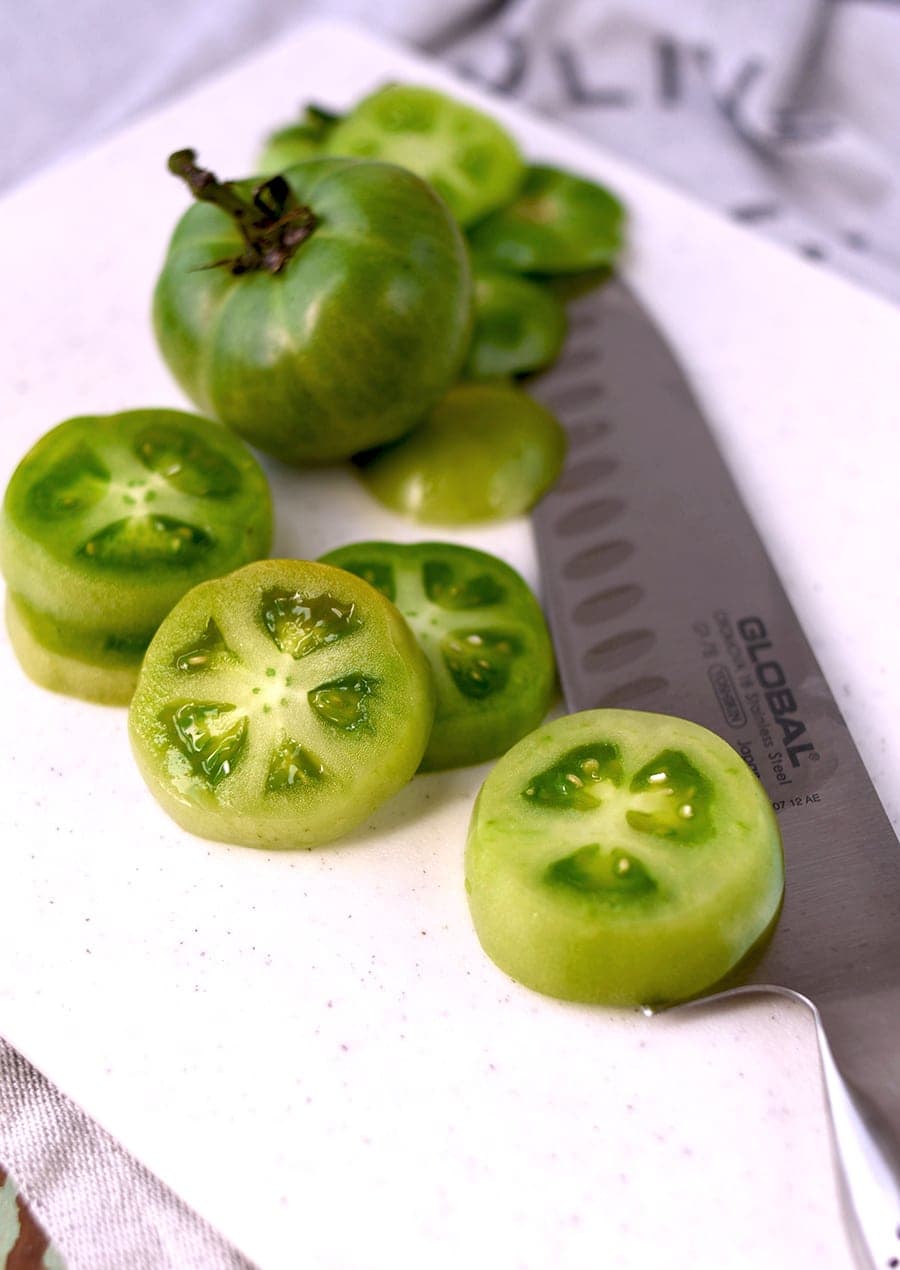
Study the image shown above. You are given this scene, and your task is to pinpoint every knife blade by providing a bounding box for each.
[529,276,900,1269]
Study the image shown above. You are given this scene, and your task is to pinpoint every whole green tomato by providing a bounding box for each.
[153,151,472,465]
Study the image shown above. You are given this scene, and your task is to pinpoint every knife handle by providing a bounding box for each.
[813,1008,900,1270]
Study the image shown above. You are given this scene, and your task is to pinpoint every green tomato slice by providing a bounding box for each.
[325,84,525,227]
[463,267,567,381]
[354,382,566,525]
[320,541,556,771]
[256,104,341,176]
[0,409,272,703]
[128,559,435,848]
[465,709,784,1006]
[5,594,147,706]
[469,165,625,274]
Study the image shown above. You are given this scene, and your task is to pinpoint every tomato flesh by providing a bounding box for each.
[354,382,566,525]
[128,559,435,848]
[0,410,272,704]
[321,541,556,770]
[465,709,784,1006]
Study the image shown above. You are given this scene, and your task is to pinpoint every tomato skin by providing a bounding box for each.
[153,158,472,465]
[354,382,566,525]
[465,709,784,1006]
[320,541,557,771]
[128,559,435,849]
[5,594,146,706]
[1,409,272,703]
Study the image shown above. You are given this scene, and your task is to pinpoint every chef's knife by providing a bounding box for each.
[530,276,900,1270]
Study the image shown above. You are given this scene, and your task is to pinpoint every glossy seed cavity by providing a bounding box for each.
[308,674,377,732]
[133,425,240,498]
[26,444,110,520]
[173,617,228,673]
[164,701,247,786]
[523,742,624,811]
[441,629,521,699]
[262,590,362,660]
[266,739,326,791]
[546,844,657,901]
[424,561,504,610]
[78,516,213,569]
[626,749,712,842]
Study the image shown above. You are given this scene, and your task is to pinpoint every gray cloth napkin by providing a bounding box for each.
[3,0,899,299]
[0,1045,254,1268]
[2,0,899,1265]
[442,0,900,301]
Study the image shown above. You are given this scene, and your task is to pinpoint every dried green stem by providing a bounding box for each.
[168,149,318,275]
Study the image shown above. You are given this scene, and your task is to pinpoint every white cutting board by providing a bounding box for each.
[1,18,898,1270]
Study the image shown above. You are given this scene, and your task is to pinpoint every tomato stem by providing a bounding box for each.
[167,149,318,275]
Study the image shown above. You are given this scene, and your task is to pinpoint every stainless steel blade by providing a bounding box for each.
[530,277,900,1266]
[531,277,900,1003]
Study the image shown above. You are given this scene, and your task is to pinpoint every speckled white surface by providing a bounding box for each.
[1,19,898,1270]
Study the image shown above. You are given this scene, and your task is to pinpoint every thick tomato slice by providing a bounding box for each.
[469,165,625,274]
[0,409,272,704]
[325,84,524,227]
[465,709,784,1006]
[128,559,435,849]
[321,541,556,771]
[464,266,567,381]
